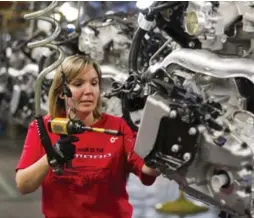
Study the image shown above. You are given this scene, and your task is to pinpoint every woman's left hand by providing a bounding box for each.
[141,164,161,177]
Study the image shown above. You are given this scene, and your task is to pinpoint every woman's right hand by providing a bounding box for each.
[52,135,78,164]
[15,135,78,195]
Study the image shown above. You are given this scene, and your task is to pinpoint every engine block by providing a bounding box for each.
[135,91,254,217]
[130,1,254,217]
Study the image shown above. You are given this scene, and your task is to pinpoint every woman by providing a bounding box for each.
[15,55,159,218]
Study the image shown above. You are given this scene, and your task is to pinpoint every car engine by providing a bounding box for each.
[130,1,254,217]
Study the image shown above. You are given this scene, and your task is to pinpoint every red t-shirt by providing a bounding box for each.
[16,113,156,218]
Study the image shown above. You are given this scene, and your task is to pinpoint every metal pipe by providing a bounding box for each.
[24,1,58,19]
[26,17,61,48]
[158,48,254,84]
[34,44,64,116]
[23,1,65,116]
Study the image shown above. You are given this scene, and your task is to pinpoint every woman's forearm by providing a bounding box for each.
[15,154,50,194]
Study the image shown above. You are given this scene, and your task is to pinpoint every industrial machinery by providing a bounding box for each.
[107,1,254,218]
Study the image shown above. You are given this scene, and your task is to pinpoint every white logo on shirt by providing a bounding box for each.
[110,137,118,143]
[75,153,112,159]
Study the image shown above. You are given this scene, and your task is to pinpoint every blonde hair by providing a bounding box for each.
[48,55,102,119]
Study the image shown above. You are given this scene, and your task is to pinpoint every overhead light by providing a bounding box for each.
[58,2,78,22]
[136,0,154,10]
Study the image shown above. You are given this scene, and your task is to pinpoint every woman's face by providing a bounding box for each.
[68,66,100,117]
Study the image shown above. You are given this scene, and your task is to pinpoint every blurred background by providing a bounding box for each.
[0,1,219,218]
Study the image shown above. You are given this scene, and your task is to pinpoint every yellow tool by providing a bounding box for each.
[155,191,209,216]
[48,117,122,136]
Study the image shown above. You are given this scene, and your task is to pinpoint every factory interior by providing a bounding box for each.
[1,1,254,218]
